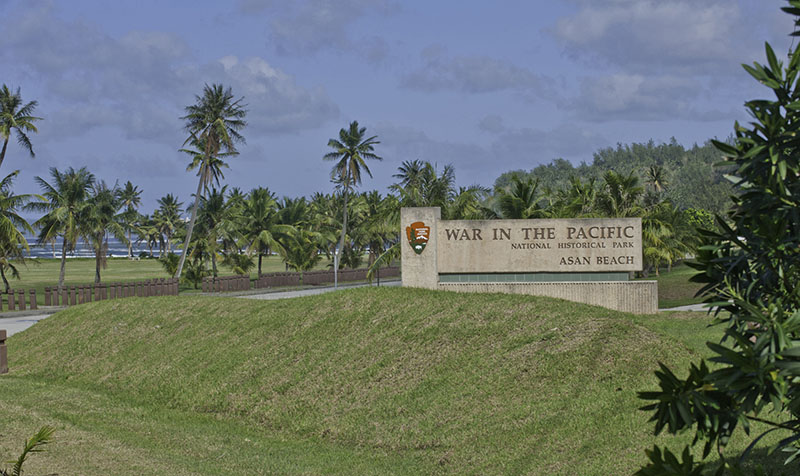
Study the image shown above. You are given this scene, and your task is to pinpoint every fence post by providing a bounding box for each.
[29,290,37,310]
[8,290,15,311]
[17,289,25,311]
[0,329,7,374]
[45,287,52,306]
[69,286,77,306]
[78,286,85,304]
[61,287,68,306]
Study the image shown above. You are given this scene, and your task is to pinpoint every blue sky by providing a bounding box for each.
[1,0,794,214]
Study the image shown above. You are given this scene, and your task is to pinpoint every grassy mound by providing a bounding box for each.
[5,288,709,474]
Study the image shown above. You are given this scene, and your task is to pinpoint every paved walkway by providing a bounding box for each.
[659,303,708,312]
[238,280,400,301]
[0,312,54,337]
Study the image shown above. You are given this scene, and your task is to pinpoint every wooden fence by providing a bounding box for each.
[40,278,179,308]
[0,289,39,311]
[203,266,401,293]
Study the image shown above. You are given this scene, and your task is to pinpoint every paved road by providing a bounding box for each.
[239,280,401,301]
[0,313,53,337]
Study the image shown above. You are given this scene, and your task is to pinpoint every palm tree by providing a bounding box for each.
[195,186,238,277]
[496,176,546,219]
[281,228,322,281]
[136,214,160,258]
[392,159,426,189]
[0,171,37,292]
[597,170,645,218]
[0,85,42,170]
[323,121,382,287]
[391,161,456,209]
[32,167,95,290]
[83,181,125,283]
[552,177,599,218]
[645,164,669,193]
[117,181,142,259]
[309,192,341,264]
[154,194,183,254]
[447,185,490,220]
[175,83,247,279]
[241,187,290,276]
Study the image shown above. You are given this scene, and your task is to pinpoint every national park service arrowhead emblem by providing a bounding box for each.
[406,221,430,255]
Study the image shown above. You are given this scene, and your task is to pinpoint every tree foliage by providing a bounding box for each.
[0,84,41,171]
[638,3,800,473]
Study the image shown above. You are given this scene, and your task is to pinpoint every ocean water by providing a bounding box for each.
[23,235,176,259]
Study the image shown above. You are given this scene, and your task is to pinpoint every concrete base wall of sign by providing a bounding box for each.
[438,281,658,314]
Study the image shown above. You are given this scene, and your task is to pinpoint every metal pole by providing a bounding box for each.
[334,251,338,289]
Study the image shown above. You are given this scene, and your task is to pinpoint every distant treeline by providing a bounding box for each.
[493,138,733,215]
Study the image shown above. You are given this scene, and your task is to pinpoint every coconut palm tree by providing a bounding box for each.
[392,159,426,189]
[496,176,546,219]
[83,181,126,283]
[308,192,341,263]
[446,185,490,220]
[194,186,238,277]
[154,194,183,254]
[241,187,291,276]
[645,164,669,193]
[136,214,160,258]
[553,176,600,218]
[0,85,42,170]
[391,161,456,209]
[32,167,95,290]
[323,121,381,287]
[597,170,645,218]
[0,170,37,292]
[175,83,247,279]
[117,181,142,259]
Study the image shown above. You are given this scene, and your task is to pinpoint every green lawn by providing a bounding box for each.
[642,262,707,309]
[0,288,794,475]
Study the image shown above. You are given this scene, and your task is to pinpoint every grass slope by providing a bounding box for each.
[0,288,789,474]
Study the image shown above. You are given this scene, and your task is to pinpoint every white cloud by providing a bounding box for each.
[0,2,339,141]
[553,0,764,74]
[570,73,733,121]
[243,0,397,56]
[401,46,557,98]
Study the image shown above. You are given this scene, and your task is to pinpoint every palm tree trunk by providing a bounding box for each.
[335,187,349,289]
[59,235,68,291]
[211,248,218,277]
[175,170,205,278]
[127,229,132,259]
[0,265,9,294]
[95,234,103,284]
[0,137,8,170]
[258,253,262,276]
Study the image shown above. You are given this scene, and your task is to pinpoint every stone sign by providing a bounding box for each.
[437,218,642,273]
[400,207,657,314]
